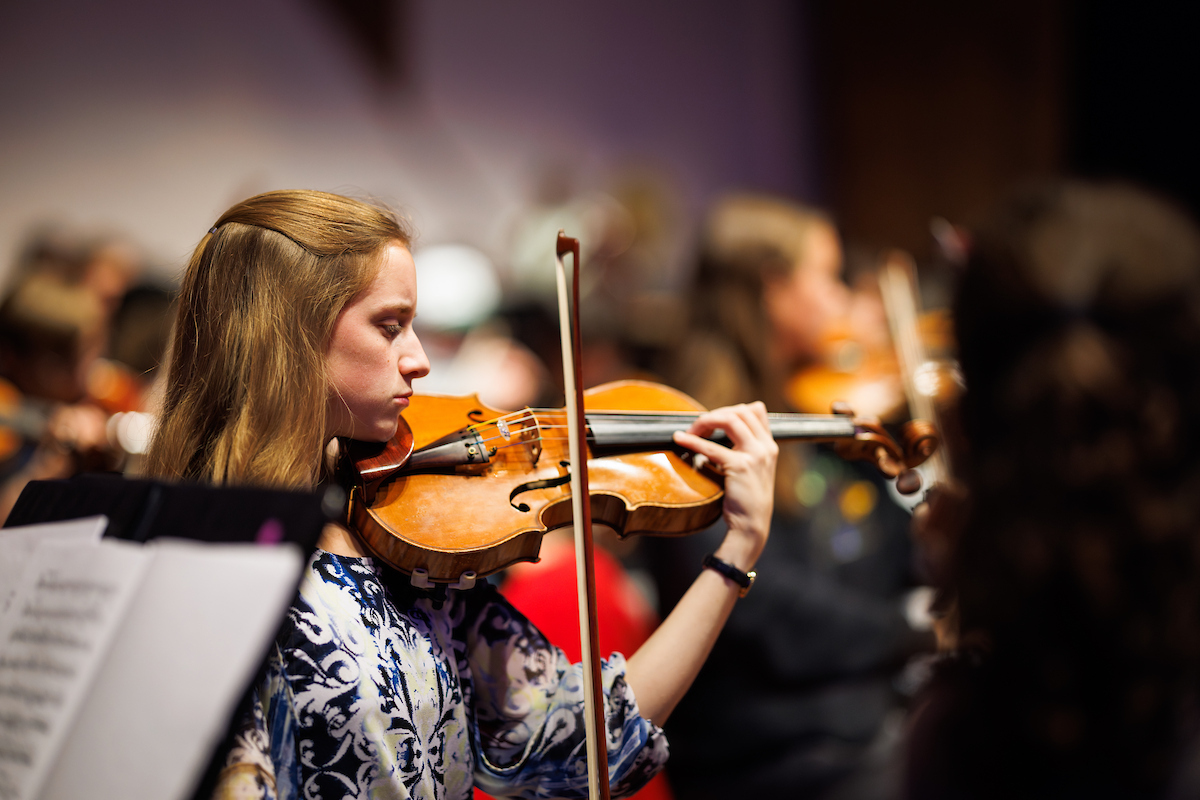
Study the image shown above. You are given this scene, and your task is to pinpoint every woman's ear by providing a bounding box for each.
[324,436,342,474]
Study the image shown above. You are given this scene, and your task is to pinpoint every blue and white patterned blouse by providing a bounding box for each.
[212,551,668,800]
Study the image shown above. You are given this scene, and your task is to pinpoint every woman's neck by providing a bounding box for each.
[317,522,372,557]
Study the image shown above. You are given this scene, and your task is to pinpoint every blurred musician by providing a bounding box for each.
[645,193,935,800]
[0,271,113,519]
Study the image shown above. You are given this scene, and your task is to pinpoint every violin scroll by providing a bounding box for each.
[828,402,939,494]
[900,419,940,467]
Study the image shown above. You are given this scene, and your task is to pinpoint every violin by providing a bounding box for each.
[0,376,119,472]
[785,249,962,424]
[340,379,938,588]
[0,358,151,471]
[786,309,960,420]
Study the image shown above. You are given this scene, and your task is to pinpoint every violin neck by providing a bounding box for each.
[585,412,856,450]
[765,413,858,442]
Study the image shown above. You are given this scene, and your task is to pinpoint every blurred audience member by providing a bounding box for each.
[905,181,1200,799]
[644,193,933,800]
[0,225,170,514]
[0,272,113,518]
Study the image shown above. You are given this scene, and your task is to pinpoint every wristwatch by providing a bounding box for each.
[702,553,756,598]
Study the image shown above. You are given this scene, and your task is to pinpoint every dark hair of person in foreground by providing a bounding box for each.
[906,181,1200,799]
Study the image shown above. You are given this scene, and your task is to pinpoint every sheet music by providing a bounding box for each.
[0,538,148,800]
[0,518,108,615]
[39,537,303,800]
[0,519,305,800]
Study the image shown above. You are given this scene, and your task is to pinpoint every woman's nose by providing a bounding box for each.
[402,334,432,380]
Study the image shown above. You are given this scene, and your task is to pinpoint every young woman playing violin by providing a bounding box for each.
[143,190,778,800]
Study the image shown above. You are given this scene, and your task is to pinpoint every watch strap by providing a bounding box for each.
[702,553,756,597]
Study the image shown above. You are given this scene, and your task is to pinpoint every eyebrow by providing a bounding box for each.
[371,300,415,316]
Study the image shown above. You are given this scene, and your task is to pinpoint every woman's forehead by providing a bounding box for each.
[353,244,417,310]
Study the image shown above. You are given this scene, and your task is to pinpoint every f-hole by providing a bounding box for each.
[509,461,571,511]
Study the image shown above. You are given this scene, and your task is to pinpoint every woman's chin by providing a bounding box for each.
[329,413,399,443]
[367,421,399,442]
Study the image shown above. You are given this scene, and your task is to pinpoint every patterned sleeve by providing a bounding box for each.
[454,585,669,799]
[206,646,301,800]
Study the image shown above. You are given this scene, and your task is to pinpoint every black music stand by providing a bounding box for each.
[5,472,336,549]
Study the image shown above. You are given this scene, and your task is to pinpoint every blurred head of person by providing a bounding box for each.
[0,273,106,404]
[13,227,142,315]
[672,193,849,411]
[78,238,142,315]
[912,180,1200,798]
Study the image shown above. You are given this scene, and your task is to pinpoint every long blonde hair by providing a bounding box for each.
[145,190,411,489]
[666,193,834,412]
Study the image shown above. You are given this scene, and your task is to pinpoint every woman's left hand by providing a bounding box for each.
[672,401,777,571]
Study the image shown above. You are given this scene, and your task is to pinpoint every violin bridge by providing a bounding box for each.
[497,416,542,465]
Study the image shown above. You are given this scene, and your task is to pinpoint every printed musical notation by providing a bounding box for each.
[0,516,304,800]
[0,530,145,800]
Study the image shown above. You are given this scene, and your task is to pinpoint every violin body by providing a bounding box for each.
[348,382,725,585]
[344,379,937,586]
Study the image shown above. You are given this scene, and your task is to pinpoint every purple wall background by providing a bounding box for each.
[0,0,818,288]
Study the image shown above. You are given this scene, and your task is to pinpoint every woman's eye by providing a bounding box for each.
[382,323,402,338]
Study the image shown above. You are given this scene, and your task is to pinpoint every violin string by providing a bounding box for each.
[461,406,840,431]
[464,410,849,448]
[474,410,839,425]
[449,406,852,455]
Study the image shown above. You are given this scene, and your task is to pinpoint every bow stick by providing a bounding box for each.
[554,231,611,800]
[878,249,953,487]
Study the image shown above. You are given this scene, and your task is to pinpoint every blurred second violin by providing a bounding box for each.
[786,254,963,424]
